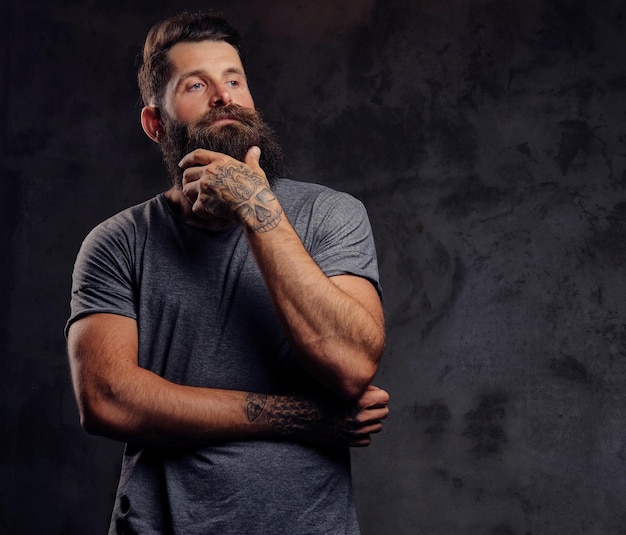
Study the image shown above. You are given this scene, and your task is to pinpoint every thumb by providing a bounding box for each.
[245,145,261,168]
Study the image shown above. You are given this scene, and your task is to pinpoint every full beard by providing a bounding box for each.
[158,104,285,189]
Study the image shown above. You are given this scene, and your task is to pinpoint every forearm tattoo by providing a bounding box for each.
[245,393,267,422]
[212,162,282,233]
[245,392,353,443]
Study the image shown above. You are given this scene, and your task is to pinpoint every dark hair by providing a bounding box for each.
[138,11,242,107]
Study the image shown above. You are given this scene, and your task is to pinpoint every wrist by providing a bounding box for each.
[238,197,283,234]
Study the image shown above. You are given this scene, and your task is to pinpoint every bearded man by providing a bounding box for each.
[66,11,388,535]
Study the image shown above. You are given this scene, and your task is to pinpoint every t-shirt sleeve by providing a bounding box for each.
[64,219,138,337]
[306,191,382,298]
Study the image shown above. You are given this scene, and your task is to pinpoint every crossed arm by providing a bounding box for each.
[67,313,388,448]
[67,145,388,449]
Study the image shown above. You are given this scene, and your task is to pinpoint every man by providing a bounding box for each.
[66,11,389,534]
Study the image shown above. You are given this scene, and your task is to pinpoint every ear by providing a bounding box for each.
[141,106,164,143]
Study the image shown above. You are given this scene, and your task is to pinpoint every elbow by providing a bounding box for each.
[336,381,369,402]
[79,411,106,437]
[77,399,108,436]
[332,334,385,401]
[335,353,381,401]
[76,391,123,438]
[335,343,383,401]
[300,328,386,400]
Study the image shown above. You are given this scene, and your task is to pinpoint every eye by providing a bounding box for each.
[185,81,205,92]
[226,80,240,88]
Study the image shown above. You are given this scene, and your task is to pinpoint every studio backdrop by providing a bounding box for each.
[2,1,626,533]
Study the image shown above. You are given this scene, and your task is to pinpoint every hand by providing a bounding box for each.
[344,385,390,447]
[179,146,283,232]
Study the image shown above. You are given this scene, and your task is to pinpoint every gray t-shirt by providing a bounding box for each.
[67,178,381,534]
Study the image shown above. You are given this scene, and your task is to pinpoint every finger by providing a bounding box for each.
[244,145,261,170]
[352,414,385,432]
[181,165,206,187]
[360,387,390,409]
[364,385,388,394]
[355,407,389,425]
[364,399,389,410]
[349,434,372,448]
[181,180,199,204]
[357,421,384,435]
[178,148,222,169]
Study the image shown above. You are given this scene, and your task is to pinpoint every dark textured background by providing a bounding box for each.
[2,0,626,533]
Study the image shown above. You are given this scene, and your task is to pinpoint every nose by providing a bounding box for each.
[210,87,232,107]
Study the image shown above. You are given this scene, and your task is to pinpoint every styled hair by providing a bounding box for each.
[138,11,242,107]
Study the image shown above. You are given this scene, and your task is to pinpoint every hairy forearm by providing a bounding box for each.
[243,215,385,399]
[75,363,362,448]
[79,366,261,447]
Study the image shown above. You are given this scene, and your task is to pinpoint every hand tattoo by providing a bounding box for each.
[211,162,282,232]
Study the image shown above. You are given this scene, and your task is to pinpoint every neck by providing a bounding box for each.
[164,187,236,232]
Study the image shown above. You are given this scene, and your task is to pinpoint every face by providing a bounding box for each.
[162,40,255,123]
[154,40,284,188]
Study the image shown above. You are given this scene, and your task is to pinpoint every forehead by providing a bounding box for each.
[166,40,245,77]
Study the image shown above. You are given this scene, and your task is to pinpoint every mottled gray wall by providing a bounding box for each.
[2,0,626,534]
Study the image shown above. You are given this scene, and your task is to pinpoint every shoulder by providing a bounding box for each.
[83,195,167,242]
[273,179,375,255]
[274,179,366,216]
[75,195,171,267]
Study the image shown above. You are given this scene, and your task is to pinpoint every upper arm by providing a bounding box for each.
[67,313,139,422]
[308,192,382,305]
[68,313,139,368]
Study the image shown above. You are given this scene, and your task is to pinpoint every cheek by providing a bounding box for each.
[170,100,207,123]
[235,91,255,110]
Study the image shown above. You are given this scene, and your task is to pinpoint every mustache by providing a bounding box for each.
[188,104,260,132]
